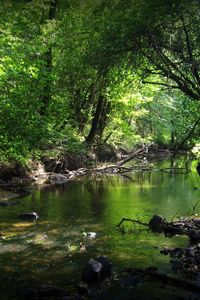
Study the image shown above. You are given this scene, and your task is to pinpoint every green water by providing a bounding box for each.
[0,157,199,297]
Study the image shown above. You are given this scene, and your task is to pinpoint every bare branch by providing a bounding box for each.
[116,217,148,227]
[142,81,179,89]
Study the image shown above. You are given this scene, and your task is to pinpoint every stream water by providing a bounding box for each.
[0,156,199,299]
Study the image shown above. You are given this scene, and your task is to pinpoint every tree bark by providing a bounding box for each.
[172,116,200,152]
[85,94,106,144]
[40,0,58,115]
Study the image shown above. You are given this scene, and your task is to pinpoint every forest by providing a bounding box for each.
[0,0,199,164]
[0,1,200,300]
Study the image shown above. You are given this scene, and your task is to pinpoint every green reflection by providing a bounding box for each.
[0,157,199,296]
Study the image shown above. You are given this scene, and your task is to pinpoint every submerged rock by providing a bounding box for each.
[188,229,200,243]
[82,256,112,284]
[18,212,39,220]
[161,244,200,279]
[82,258,102,284]
[97,256,112,280]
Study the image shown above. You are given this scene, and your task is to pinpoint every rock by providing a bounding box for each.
[82,259,103,284]
[82,256,112,285]
[169,247,184,258]
[81,229,96,238]
[170,259,183,273]
[185,247,195,257]
[97,256,112,280]
[188,229,200,243]
[149,215,166,233]
[18,212,39,220]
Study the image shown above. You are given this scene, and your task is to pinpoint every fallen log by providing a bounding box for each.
[117,148,144,166]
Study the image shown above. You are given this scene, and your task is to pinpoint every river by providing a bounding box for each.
[0,156,199,299]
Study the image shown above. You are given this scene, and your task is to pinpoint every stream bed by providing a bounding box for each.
[0,157,199,299]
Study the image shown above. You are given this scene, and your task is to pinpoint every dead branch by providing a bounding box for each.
[117,148,144,166]
[116,217,148,227]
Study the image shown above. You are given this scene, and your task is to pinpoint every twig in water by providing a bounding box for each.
[116,217,148,228]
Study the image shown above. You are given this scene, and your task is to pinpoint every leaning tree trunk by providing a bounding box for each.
[172,116,200,152]
[95,100,111,141]
[85,94,107,144]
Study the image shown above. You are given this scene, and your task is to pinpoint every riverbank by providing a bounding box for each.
[0,143,183,201]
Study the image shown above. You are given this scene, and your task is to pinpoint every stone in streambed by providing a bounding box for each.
[18,212,39,220]
[82,259,102,284]
[82,256,112,284]
[188,229,200,243]
[97,256,112,279]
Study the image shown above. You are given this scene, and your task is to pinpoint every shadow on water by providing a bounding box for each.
[0,156,200,299]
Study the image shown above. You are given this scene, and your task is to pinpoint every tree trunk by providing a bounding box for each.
[40,0,58,115]
[77,84,97,133]
[96,100,111,141]
[172,116,200,152]
[85,94,106,144]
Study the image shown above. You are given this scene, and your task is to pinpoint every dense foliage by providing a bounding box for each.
[0,0,199,161]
